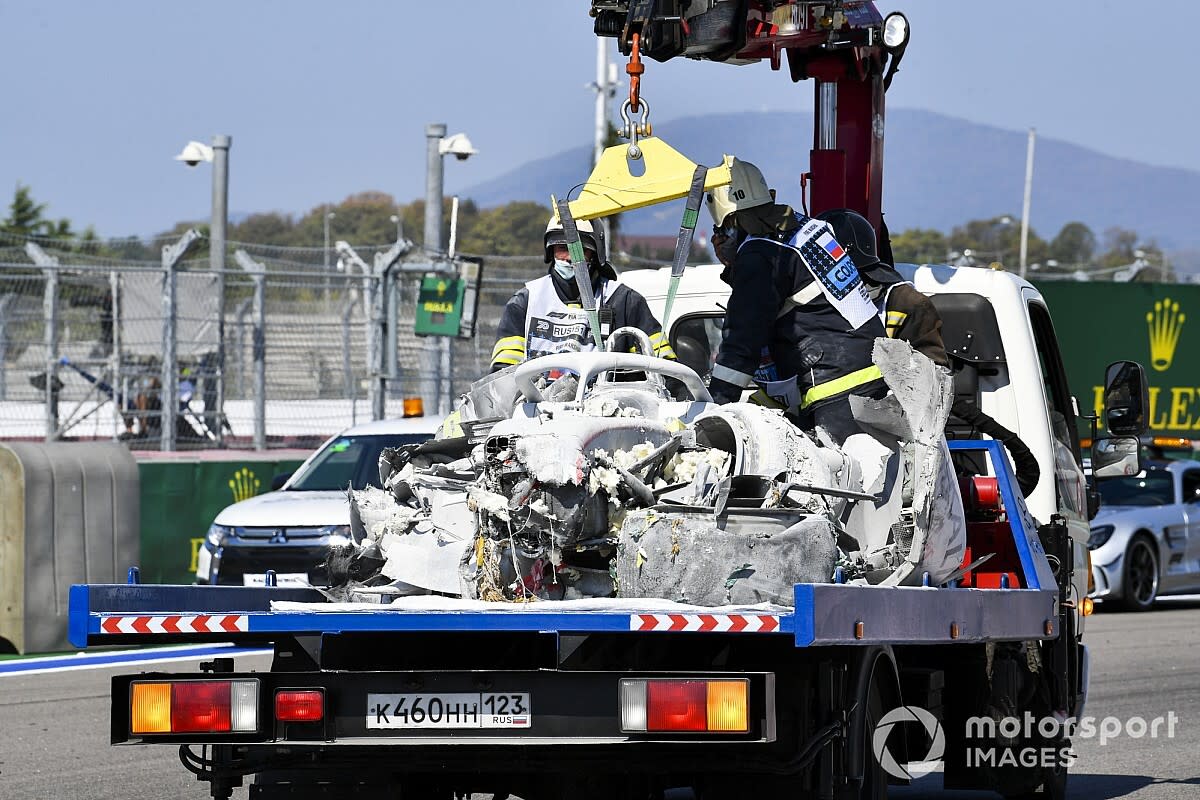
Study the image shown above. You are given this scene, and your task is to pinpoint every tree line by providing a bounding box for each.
[889,215,1169,279]
[2,184,1174,280]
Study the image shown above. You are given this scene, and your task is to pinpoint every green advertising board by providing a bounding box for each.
[414,274,465,336]
[1035,281,1199,437]
[137,456,305,584]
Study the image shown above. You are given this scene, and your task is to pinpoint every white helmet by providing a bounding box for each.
[706,158,773,227]
[544,215,599,264]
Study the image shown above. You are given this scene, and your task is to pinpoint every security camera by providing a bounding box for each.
[439,133,478,162]
[174,141,214,168]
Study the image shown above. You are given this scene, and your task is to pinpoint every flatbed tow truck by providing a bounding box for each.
[69,3,1150,798]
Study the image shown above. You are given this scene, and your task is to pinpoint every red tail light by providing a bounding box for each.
[130,679,258,735]
[275,690,325,722]
[173,681,233,732]
[647,681,707,732]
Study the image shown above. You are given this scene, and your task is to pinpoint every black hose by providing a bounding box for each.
[952,398,1041,497]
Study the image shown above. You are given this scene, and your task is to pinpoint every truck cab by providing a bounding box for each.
[621,261,1094,624]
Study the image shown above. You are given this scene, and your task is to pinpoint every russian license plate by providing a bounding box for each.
[366,692,531,730]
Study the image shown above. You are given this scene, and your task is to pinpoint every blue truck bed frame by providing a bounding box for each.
[69,441,1060,650]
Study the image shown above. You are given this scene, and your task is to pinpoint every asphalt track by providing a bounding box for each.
[1,602,1197,799]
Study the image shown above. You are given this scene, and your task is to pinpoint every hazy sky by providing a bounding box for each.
[3,0,1196,238]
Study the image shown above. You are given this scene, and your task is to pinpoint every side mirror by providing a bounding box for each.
[1103,360,1150,437]
[1091,436,1141,480]
[270,471,294,491]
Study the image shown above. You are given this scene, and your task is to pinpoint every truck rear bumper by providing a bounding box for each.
[111,669,777,747]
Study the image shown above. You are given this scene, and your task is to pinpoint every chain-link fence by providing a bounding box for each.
[0,231,544,450]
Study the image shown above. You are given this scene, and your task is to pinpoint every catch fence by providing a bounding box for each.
[0,231,545,449]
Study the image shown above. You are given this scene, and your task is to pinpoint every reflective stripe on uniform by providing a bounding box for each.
[491,352,523,366]
[777,282,824,318]
[491,335,526,359]
[649,332,677,359]
[800,365,885,409]
[884,310,907,338]
[711,362,756,388]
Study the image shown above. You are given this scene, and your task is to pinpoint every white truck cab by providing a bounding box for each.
[620,262,1094,617]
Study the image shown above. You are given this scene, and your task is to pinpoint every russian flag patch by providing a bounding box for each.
[821,234,845,261]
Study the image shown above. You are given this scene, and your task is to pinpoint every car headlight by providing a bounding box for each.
[321,524,353,547]
[206,524,234,548]
[1087,525,1115,550]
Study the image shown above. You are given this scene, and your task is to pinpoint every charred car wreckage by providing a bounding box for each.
[328,332,966,607]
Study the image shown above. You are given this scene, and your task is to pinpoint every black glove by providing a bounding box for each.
[708,377,744,405]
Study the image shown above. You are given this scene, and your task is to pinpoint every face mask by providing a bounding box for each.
[553,258,575,280]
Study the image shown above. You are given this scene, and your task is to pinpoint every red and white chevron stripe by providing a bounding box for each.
[629,613,781,633]
[98,614,249,635]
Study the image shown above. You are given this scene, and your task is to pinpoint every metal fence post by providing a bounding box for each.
[374,268,387,421]
[234,297,252,399]
[161,230,201,452]
[342,295,357,424]
[43,268,58,441]
[0,294,13,401]
[385,269,399,385]
[109,271,122,440]
[25,244,61,441]
[234,250,267,451]
[372,242,410,420]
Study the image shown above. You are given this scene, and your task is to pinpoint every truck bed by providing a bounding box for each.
[70,441,1059,649]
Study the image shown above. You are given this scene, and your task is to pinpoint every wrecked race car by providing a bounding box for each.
[331,333,965,607]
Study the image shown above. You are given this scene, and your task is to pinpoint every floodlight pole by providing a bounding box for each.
[421,123,448,417]
[1019,128,1036,279]
[209,135,231,444]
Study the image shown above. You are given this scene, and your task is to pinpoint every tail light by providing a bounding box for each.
[275,689,325,722]
[619,679,749,733]
[131,680,259,735]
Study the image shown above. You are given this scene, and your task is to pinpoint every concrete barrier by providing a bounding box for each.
[0,442,139,654]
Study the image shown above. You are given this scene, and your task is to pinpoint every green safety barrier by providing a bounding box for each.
[137,457,305,584]
[1036,281,1200,438]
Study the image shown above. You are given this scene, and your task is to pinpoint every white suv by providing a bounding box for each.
[196,417,438,586]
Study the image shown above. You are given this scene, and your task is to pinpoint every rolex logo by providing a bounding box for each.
[229,467,261,503]
[1147,297,1186,372]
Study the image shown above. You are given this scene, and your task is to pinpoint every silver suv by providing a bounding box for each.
[196,418,437,586]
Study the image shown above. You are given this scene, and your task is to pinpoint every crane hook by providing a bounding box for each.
[627,32,645,113]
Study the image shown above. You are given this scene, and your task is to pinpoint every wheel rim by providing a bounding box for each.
[1127,541,1159,605]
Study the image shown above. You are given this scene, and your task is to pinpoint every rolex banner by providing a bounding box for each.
[1035,281,1197,438]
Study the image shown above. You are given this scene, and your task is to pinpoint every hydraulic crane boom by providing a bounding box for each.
[589,1,909,231]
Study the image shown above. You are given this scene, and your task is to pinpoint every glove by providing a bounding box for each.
[708,377,744,405]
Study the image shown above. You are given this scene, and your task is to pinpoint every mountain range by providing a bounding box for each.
[464,109,1200,261]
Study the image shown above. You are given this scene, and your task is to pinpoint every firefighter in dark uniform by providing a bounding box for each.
[816,208,1041,495]
[489,216,675,371]
[816,208,948,367]
[706,159,887,444]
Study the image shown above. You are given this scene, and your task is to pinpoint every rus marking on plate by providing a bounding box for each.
[366,693,531,730]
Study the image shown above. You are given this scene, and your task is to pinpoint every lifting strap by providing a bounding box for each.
[555,200,605,350]
[660,163,709,334]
